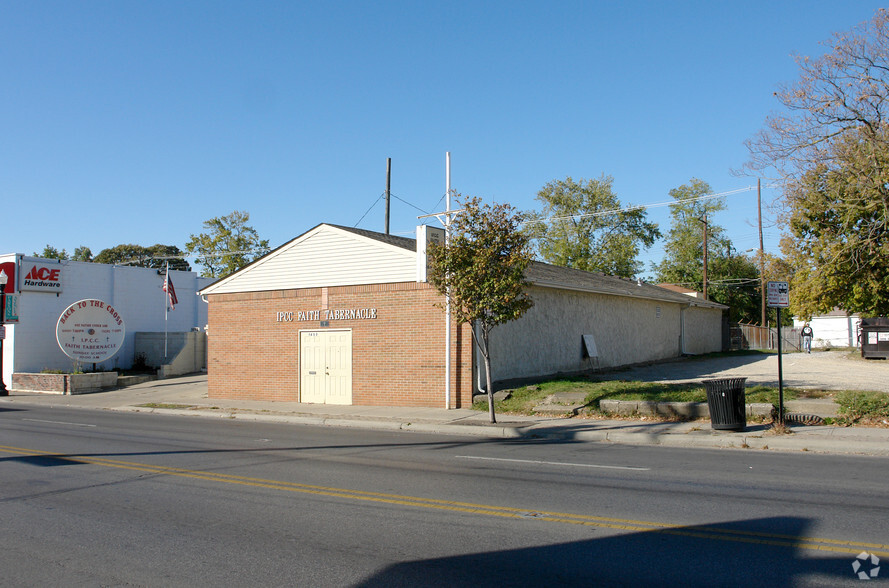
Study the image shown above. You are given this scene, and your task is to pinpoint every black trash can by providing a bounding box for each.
[703,377,747,431]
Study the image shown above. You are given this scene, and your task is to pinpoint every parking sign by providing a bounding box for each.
[767,281,790,308]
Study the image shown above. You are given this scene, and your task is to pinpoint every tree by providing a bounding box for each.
[707,247,761,324]
[524,176,660,277]
[72,246,93,262]
[744,10,889,316]
[185,210,270,278]
[781,128,889,316]
[653,179,727,289]
[94,244,191,271]
[652,179,762,323]
[745,9,889,181]
[34,245,68,259]
[427,195,534,424]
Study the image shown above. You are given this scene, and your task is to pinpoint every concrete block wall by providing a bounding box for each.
[134,331,207,378]
[489,286,685,382]
[489,286,724,383]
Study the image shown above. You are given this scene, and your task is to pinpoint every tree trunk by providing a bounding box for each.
[480,328,496,424]
[484,353,496,424]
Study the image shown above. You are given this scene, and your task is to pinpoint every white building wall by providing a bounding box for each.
[488,286,719,382]
[683,306,724,355]
[1,255,213,383]
[793,314,860,348]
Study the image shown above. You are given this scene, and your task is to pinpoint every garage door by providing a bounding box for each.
[299,330,352,405]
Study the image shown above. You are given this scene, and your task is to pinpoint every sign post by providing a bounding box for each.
[767,281,790,425]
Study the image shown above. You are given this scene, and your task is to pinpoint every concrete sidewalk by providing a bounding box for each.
[3,372,889,457]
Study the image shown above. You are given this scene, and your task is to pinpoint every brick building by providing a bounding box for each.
[200,224,727,409]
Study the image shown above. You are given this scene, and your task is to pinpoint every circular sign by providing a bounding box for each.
[56,299,126,363]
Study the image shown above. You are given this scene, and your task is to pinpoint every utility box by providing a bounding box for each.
[860,317,889,359]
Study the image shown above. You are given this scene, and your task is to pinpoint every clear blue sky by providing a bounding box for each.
[2,1,884,278]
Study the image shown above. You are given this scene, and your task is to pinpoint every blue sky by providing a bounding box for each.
[2,1,884,278]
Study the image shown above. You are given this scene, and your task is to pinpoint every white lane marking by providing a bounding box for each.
[455,455,650,471]
[22,418,97,428]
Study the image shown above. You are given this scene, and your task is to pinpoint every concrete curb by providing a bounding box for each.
[114,405,889,456]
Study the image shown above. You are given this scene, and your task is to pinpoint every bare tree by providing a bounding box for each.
[745,9,889,316]
[745,9,889,180]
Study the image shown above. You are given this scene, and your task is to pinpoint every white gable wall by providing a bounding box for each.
[202,226,417,294]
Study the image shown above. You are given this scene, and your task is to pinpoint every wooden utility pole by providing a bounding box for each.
[758,179,766,326]
[385,158,391,235]
[701,212,709,300]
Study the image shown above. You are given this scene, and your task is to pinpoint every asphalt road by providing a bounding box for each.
[2,404,887,586]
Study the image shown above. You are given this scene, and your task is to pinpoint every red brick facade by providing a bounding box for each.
[206,281,474,407]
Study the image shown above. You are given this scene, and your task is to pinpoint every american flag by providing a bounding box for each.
[163,268,178,310]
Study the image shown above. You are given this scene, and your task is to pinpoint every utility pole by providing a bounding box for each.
[758,178,766,326]
[385,158,391,235]
[700,212,709,300]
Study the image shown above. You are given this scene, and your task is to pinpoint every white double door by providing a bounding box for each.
[299,330,352,405]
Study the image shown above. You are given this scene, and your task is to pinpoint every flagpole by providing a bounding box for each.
[164,262,169,360]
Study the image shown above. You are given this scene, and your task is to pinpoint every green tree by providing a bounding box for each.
[427,195,534,424]
[72,246,93,262]
[185,210,270,278]
[94,244,190,271]
[653,179,727,289]
[781,128,889,316]
[34,245,68,259]
[745,9,889,316]
[653,179,761,323]
[524,176,659,277]
[707,247,761,324]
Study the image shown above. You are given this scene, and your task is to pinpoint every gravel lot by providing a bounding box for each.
[602,350,889,393]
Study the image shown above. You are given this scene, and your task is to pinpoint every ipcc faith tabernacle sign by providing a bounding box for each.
[56,299,126,363]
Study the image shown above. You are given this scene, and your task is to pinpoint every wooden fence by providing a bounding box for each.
[731,323,802,352]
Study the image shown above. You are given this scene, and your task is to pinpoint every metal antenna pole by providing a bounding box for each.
[445,152,451,410]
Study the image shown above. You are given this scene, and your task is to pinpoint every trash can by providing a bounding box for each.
[703,377,747,431]
[860,317,889,359]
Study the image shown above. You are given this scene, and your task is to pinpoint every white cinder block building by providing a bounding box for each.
[0,254,213,386]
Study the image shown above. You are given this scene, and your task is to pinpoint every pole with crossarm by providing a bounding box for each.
[417,153,467,409]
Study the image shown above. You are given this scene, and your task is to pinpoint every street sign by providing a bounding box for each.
[767,281,789,308]
[4,294,19,323]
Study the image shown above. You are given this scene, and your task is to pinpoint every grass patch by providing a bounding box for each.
[835,391,889,423]
[136,403,195,410]
[477,378,828,416]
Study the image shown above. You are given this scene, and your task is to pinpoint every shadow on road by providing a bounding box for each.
[356,516,857,587]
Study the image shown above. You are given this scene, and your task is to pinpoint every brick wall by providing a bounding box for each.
[206,282,474,408]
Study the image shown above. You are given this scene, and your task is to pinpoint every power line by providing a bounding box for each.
[527,185,762,227]
[354,193,384,227]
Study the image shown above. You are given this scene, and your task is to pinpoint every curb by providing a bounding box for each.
[115,405,889,456]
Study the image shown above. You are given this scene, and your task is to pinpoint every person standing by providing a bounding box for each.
[801,322,814,353]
